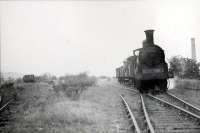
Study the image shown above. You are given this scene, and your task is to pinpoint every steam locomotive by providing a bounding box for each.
[116,30,172,93]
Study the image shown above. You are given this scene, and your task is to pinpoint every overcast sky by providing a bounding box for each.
[0,0,200,76]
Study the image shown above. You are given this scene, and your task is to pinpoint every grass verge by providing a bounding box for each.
[175,78,200,90]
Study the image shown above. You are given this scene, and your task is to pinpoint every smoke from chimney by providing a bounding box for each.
[191,38,196,60]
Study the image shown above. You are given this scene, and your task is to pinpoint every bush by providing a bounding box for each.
[169,56,200,79]
[37,73,57,83]
[0,76,4,85]
[0,82,17,105]
[15,78,23,84]
[53,73,96,99]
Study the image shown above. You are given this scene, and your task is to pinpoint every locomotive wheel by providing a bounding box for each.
[142,80,149,93]
[135,80,143,93]
[136,80,148,93]
[157,79,167,92]
[148,80,156,94]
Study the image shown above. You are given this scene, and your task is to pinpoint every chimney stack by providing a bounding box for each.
[144,30,154,44]
[191,38,196,60]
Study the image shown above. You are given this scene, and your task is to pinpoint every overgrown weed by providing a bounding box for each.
[3,73,98,133]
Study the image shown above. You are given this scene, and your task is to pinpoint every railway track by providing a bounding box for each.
[0,99,14,112]
[120,95,141,133]
[157,92,200,117]
[145,94,200,132]
[169,89,200,109]
[121,86,200,132]
[120,93,155,133]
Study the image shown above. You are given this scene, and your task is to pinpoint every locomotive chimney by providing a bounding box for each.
[191,38,196,60]
[144,29,154,45]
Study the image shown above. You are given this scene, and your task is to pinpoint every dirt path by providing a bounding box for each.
[80,79,131,133]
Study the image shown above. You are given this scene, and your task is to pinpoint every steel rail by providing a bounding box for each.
[0,99,14,111]
[147,94,200,122]
[140,94,155,133]
[120,95,141,133]
[166,92,200,115]
[123,87,138,93]
[123,88,155,132]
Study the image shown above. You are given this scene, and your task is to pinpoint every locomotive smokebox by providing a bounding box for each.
[144,29,154,46]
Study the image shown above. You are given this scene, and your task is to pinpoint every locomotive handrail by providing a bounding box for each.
[133,48,141,56]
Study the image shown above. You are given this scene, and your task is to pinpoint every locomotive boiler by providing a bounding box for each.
[116,29,170,93]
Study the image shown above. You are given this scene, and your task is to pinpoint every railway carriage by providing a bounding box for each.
[122,61,130,83]
[23,75,35,83]
[126,56,137,84]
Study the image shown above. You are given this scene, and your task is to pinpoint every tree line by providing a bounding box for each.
[169,56,200,79]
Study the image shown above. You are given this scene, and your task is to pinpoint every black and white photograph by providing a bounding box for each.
[0,0,200,132]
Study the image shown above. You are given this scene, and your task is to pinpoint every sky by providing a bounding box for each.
[0,0,200,76]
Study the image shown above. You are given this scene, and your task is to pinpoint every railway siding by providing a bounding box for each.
[157,92,200,117]
[170,88,200,109]
[144,94,200,133]
[122,86,200,133]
